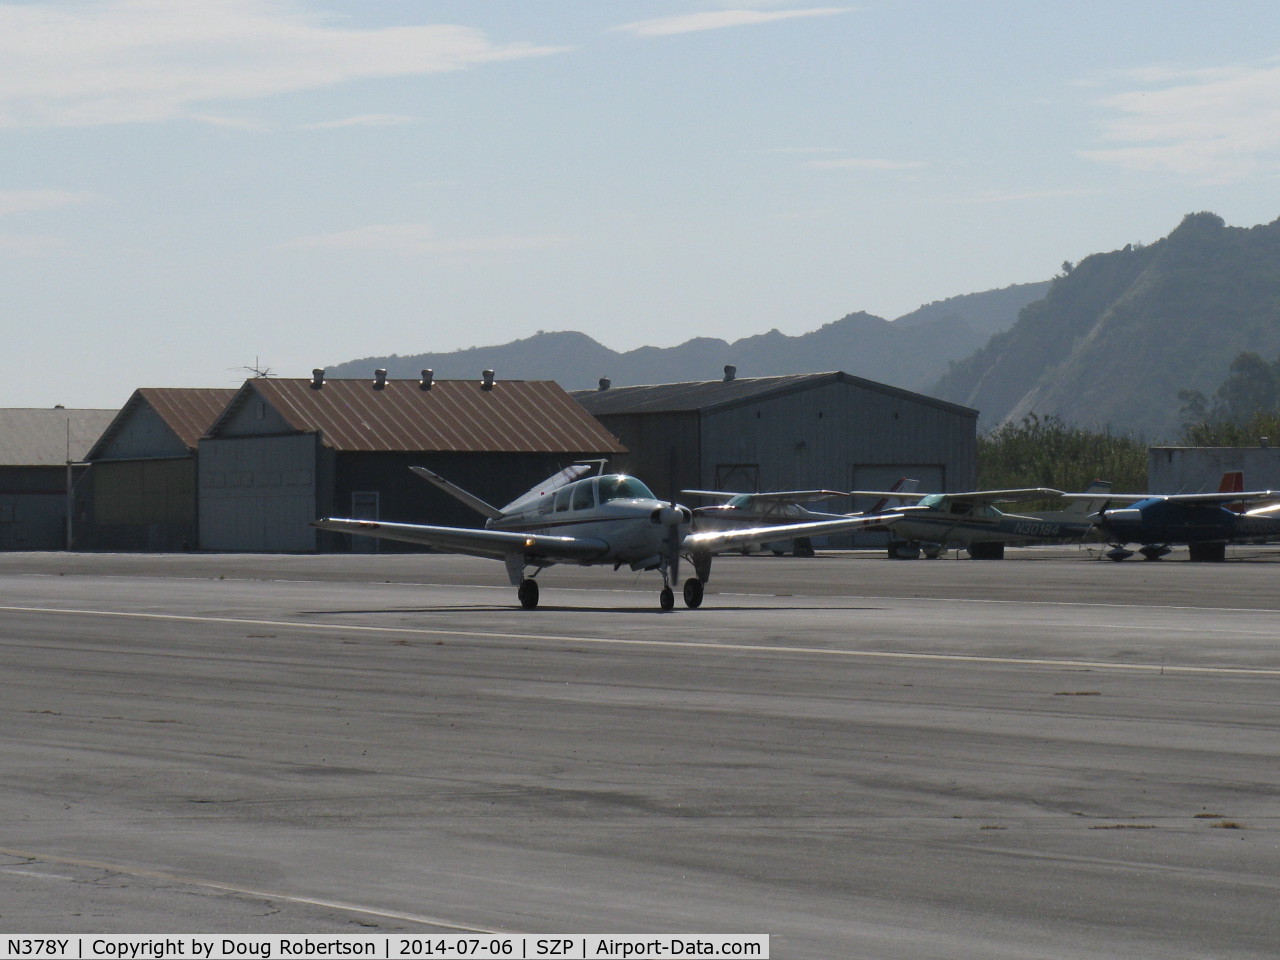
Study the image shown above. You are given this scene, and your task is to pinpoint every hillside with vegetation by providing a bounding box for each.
[933,213,1280,440]
[325,282,1049,394]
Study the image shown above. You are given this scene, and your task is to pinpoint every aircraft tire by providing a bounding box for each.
[683,578,704,609]
[659,586,675,612]
[518,579,539,609]
[1188,542,1227,562]
[968,541,1005,560]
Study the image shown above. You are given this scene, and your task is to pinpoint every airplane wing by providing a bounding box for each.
[682,513,902,552]
[1058,490,1280,505]
[311,518,609,563]
[682,489,848,504]
[849,487,1063,504]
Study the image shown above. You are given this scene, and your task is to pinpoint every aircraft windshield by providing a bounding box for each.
[918,494,946,508]
[598,475,655,502]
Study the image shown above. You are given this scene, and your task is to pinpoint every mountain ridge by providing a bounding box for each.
[325,281,1050,394]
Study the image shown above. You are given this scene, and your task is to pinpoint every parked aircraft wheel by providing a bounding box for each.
[518,578,539,609]
[683,577,704,609]
[887,540,920,560]
[1188,542,1226,562]
[659,586,675,611]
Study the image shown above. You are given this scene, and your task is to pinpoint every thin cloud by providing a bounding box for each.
[285,223,569,256]
[302,114,417,131]
[1080,58,1280,182]
[0,189,92,216]
[0,0,568,128]
[803,157,927,171]
[613,8,850,38]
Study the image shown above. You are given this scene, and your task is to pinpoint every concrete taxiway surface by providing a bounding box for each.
[0,549,1277,958]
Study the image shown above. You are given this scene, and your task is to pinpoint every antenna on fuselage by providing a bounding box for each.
[575,459,610,476]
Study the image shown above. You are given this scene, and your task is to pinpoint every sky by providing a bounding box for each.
[4,0,1280,409]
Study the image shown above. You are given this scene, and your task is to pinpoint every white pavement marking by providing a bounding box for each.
[0,844,506,932]
[3,604,1279,677]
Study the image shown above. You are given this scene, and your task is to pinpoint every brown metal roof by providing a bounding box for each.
[139,388,239,449]
[216,377,626,454]
[87,388,238,459]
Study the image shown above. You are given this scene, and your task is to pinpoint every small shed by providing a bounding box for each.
[83,388,238,551]
[0,407,117,550]
[573,370,977,543]
[199,372,627,552]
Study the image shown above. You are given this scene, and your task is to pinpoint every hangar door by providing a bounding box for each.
[200,434,317,551]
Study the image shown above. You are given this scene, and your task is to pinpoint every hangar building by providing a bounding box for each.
[200,371,626,552]
[1148,442,1280,492]
[572,369,977,528]
[0,407,116,550]
[83,387,237,551]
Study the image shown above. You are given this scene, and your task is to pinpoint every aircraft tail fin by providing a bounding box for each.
[410,466,503,520]
[1058,479,1112,518]
[1219,470,1245,512]
[868,477,920,513]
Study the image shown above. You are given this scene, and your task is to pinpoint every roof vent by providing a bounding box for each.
[598,377,611,391]
[482,369,495,391]
[419,369,434,391]
[723,365,737,382]
[310,368,325,390]
[373,368,388,390]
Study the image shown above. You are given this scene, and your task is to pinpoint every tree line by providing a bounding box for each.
[979,352,1280,491]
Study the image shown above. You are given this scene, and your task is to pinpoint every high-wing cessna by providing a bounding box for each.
[849,483,1113,558]
[682,479,920,554]
[1065,473,1280,561]
[313,465,899,610]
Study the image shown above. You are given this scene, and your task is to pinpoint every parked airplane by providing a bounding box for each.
[681,478,920,554]
[848,484,1112,558]
[312,465,899,610]
[1068,472,1280,561]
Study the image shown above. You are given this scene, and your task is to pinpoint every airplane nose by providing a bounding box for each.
[651,505,689,526]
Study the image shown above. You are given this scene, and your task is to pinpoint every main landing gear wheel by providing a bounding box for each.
[659,586,675,612]
[517,578,539,610]
[683,577,704,609]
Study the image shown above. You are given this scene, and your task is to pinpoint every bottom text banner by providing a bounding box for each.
[2,936,769,960]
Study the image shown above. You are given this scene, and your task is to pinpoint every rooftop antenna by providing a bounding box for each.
[233,357,277,379]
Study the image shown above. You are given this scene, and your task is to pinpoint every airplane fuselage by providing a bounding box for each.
[886,506,1091,547]
[488,473,690,567]
[1100,498,1280,546]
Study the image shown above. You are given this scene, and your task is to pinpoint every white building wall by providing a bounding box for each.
[1148,446,1280,493]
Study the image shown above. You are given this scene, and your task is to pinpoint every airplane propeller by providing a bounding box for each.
[654,500,687,610]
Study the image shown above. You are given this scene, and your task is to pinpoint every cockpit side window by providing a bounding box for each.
[571,479,596,511]
[554,486,572,512]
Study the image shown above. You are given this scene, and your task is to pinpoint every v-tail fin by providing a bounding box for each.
[409,466,503,520]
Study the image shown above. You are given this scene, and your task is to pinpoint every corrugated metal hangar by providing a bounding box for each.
[84,387,237,551]
[573,369,977,503]
[0,407,117,550]
[201,371,626,552]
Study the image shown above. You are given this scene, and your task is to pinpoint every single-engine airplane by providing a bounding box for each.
[681,478,920,554]
[848,483,1112,558]
[313,464,899,610]
[1065,472,1280,561]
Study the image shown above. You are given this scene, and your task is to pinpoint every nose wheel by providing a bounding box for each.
[659,586,675,611]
